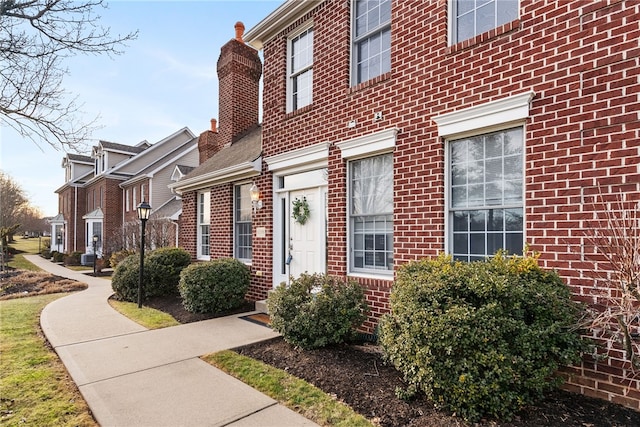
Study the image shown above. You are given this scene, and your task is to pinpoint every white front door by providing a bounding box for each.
[288,188,326,278]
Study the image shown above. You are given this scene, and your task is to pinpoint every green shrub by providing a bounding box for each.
[51,251,65,263]
[379,253,588,422]
[267,273,368,350]
[40,249,51,259]
[179,258,250,314]
[111,254,145,302]
[145,247,192,296]
[110,249,136,269]
[64,251,82,266]
[111,247,191,302]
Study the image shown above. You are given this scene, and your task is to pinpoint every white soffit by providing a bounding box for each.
[265,142,329,174]
[433,91,535,137]
[336,128,398,160]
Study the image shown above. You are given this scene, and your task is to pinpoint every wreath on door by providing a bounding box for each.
[292,196,310,225]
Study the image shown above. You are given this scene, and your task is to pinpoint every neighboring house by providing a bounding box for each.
[54,127,198,260]
[174,1,639,409]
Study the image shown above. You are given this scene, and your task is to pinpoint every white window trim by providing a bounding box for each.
[265,141,329,175]
[433,91,534,138]
[437,93,532,258]
[233,182,253,264]
[286,22,313,113]
[197,191,211,261]
[337,129,397,277]
[336,127,398,160]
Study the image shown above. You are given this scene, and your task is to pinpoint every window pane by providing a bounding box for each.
[487,209,504,231]
[487,233,503,254]
[505,233,523,254]
[448,127,523,261]
[469,233,485,255]
[453,233,468,254]
[453,211,468,231]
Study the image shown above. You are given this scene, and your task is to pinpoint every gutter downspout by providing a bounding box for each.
[74,186,78,252]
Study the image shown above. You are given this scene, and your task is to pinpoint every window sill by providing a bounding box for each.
[349,71,392,94]
[347,271,394,281]
[284,104,314,120]
[448,19,520,54]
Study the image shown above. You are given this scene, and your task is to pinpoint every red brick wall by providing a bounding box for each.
[255,0,640,409]
[217,38,262,147]
[179,191,197,257]
[58,186,86,253]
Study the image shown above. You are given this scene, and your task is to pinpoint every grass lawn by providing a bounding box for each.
[0,294,96,426]
[108,299,180,329]
[5,237,43,271]
[204,351,374,427]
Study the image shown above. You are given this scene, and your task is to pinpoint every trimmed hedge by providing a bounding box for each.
[178,258,250,314]
[267,273,368,350]
[379,253,588,422]
[111,247,191,302]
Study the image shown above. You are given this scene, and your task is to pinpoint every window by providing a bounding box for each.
[349,153,393,273]
[449,127,523,261]
[197,191,210,260]
[125,189,130,212]
[234,184,252,261]
[133,187,137,209]
[288,26,313,112]
[451,0,518,44]
[352,0,391,85]
[141,184,146,202]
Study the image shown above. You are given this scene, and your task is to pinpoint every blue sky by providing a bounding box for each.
[0,0,283,217]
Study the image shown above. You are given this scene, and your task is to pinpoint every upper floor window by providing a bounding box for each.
[352,0,391,85]
[234,183,252,262]
[125,189,130,212]
[288,26,313,112]
[141,184,147,202]
[450,0,519,44]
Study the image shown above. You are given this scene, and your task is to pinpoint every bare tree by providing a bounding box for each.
[0,0,137,151]
[0,171,29,247]
[581,191,640,372]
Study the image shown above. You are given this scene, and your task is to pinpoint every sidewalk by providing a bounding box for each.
[29,255,318,427]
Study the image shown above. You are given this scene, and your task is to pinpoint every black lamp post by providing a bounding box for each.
[92,234,99,276]
[136,201,151,308]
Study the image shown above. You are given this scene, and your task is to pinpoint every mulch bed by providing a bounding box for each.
[237,337,640,427]
[143,294,640,427]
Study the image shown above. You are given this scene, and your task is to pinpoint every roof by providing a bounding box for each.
[67,154,93,163]
[151,197,182,221]
[175,165,196,176]
[245,0,321,50]
[170,126,262,194]
[99,140,147,154]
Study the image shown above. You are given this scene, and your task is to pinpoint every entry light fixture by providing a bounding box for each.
[249,182,262,211]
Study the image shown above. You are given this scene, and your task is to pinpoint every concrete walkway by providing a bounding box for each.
[29,255,318,427]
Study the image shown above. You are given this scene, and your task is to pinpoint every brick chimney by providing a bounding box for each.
[198,22,262,164]
[197,119,219,163]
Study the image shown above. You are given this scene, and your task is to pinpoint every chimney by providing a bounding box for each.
[216,21,262,147]
[197,118,219,164]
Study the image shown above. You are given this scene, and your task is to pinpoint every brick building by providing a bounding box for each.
[54,128,198,260]
[174,0,639,409]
